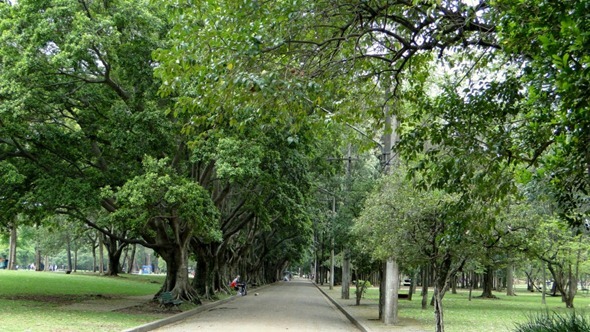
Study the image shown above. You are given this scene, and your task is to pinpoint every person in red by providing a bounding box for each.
[230,275,247,295]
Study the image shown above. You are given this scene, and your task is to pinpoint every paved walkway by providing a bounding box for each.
[148,279,359,332]
[125,278,429,332]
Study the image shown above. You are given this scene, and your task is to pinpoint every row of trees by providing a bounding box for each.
[0,0,335,304]
[2,0,589,331]
[0,223,159,274]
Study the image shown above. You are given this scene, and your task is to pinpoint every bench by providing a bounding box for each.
[158,291,183,308]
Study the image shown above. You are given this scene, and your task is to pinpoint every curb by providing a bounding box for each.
[313,282,371,332]
[124,284,271,332]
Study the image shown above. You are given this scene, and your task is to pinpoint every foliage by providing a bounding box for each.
[513,311,590,332]
[493,0,590,226]
[107,157,221,243]
[353,164,470,269]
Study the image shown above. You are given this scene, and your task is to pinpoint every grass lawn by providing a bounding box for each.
[363,285,590,331]
[0,270,172,332]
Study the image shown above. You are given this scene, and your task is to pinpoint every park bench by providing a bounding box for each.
[158,291,183,309]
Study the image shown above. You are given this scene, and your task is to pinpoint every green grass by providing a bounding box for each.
[363,286,590,332]
[0,270,167,332]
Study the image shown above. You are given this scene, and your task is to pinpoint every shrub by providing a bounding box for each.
[354,280,372,297]
[513,311,590,332]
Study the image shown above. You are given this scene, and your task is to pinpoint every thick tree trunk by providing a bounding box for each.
[103,234,127,276]
[159,244,200,304]
[382,257,399,325]
[480,266,496,298]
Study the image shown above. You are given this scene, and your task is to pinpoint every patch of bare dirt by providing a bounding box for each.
[115,300,182,315]
[0,294,116,305]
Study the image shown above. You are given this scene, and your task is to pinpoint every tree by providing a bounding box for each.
[108,157,220,303]
[354,165,478,332]
[0,0,176,276]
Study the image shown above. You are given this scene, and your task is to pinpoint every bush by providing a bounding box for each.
[354,280,372,297]
[513,311,590,332]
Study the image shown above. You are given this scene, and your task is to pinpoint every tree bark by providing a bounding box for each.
[342,248,351,299]
[329,238,334,290]
[99,233,105,274]
[433,285,445,332]
[506,264,515,296]
[547,261,576,308]
[480,266,496,298]
[8,222,17,270]
[127,244,136,274]
[421,265,429,309]
[66,235,73,272]
[382,257,399,325]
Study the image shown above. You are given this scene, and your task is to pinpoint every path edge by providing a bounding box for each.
[123,284,272,332]
[313,282,371,332]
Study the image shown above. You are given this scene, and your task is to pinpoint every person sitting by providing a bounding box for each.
[230,275,247,295]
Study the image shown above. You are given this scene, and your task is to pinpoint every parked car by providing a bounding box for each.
[403,278,412,286]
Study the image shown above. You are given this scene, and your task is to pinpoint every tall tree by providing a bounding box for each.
[0,0,175,276]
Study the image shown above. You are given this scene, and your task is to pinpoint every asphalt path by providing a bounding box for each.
[153,278,360,332]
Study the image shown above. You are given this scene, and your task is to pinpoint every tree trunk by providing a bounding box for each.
[73,245,78,272]
[355,279,369,305]
[432,255,455,332]
[409,270,418,301]
[379,262,384,320]
[8,222,17,270]
[382,257,399,325]
[92,240,97,272]
[542,261,547,304]
[547,261,577,308]
[506,264,515,296]
[127,244,136,274]
[421,265,429,309]
[158,244,200,304]
[99,233,105,274]
[35,246,42,272]
[103,234,127,276]
[329,238,334,290]
[433,285,445,332]
[480,266,496,298]
[66,235,73,272]
[145,246,152,272]
[342,247,351,299]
